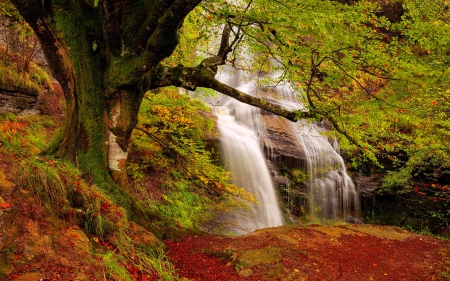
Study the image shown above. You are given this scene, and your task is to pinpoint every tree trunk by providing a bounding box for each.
[48,60,144,190]
[10,0,306,192]
[13,2,145,190]
[105,88,144,188]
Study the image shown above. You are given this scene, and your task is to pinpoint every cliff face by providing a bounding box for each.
[0,87,41,116]
[260,115,306,164]
[0,14,50,116]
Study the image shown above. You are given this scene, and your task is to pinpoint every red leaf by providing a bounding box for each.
[0,202,10,208]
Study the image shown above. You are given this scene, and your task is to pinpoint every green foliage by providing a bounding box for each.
[150,180,210,229]
[165,7,211,67]
[0,114,57,157]
[188,0,450,196]
[0,46,53,94]
[100,251,133,281]
[12,156,175,280]
[98,249,175,281]
[0,0,19,17]
[127,88,255,231]
[291,169,307,184]
[134,88,252,200]
[364,182,450,237]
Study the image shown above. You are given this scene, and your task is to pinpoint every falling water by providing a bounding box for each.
[291,120,361,222]
[210,66,284,234]
[208,63,360,232]
[216,108,284,234]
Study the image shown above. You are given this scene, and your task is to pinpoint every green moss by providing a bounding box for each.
[0,47,53,94]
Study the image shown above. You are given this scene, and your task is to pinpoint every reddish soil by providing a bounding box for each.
[165,225,450,281]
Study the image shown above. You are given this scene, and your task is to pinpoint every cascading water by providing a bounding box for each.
[216,109,284,234]
[291,120,361,222]
[208,63,361,233]
[211,67,284,235]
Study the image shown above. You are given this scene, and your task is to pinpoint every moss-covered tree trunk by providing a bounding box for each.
[10,0,308,191]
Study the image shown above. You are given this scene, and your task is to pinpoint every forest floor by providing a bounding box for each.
[0,119,449,281]
[165,224,450,281]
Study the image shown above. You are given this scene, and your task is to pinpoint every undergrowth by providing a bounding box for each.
[13,159,176,280]
[0,86,249,279]
[0,113,176,280]
[134,88,252,200]
[129,88,253,233]
[0,45,53,94]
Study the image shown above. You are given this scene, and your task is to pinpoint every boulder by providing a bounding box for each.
[0,89,41,115]
[260,115,306,163]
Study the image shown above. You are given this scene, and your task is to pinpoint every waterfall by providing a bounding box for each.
[210,67,284,235]
[291,120,361,223]
[216,108,284,234]
[206,63,361,233]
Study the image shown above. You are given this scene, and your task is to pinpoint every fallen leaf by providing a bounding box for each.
[0,202,10,208]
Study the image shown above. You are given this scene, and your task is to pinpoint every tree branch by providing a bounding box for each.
[217,24,232,58]
[99,0,129,53]
[142,0,202,65]
[149,64,315,122]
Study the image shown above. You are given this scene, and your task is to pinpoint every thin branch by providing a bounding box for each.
[135,127,223,196]
[356,67,399,80]
[327,56,401,108]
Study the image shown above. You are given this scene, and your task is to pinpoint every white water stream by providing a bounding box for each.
[216,109,284,234]
[292,120,361,222]
[210,67,284,234]
[208,64,360,233]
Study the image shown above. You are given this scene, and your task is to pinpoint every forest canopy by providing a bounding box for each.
[3,0,450,193]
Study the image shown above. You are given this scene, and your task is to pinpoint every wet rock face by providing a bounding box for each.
[1,15,48,116]
[260,115,306,162]
[0,89,41,115]
[353,173,382,198]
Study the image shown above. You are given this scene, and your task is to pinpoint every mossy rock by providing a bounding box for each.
[238,246,282,267]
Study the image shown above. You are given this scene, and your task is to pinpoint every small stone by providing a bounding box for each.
[238,269,253,277]
[65,227,92,254]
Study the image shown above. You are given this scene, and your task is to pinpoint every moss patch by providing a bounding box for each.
[238,246,282,267]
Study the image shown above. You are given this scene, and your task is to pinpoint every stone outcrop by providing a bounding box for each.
[1,14,50,116]
[0,15,47,65]
[0,88,41,116]
[260,115,306,163]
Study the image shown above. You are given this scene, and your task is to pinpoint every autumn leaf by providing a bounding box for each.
[0,202,10,208]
